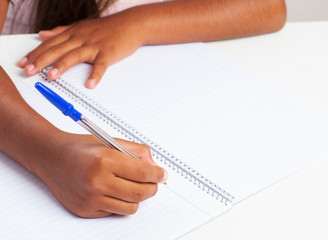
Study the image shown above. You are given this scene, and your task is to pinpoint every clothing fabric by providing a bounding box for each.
[1,0,163,35]
[102,0,163,16]
[2,0,37,35]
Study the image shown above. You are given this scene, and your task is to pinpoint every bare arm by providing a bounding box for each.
[0,66,166,218]
[130,0,287,44]
[20,0,287,88]
[0,66,58,172]
[0,0,9,33]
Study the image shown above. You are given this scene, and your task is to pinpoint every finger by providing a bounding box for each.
[18,33,71,69]
[98,195,140,215]
[85,53,111,89]
[86,50,127,89]
[39,25,71,41]
[47,46,97,80]
[115,139,157,166]
[104,176,158,203]
[110,150,168,183]
[86,47,137,89]
[24,41,84,78]
[79,210,112,219]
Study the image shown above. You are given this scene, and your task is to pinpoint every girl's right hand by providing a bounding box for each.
[34,132,168,218]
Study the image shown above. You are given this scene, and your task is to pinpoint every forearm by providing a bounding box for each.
[0,66,167,217]
[0,66,60,174]
[125,0,287,44]
[0,0,9,33]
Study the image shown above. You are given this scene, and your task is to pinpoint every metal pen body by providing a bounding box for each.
[77,115,140,160]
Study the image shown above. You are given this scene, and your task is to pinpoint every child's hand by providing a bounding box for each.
[35,132,167,218]
[19,14,143,89]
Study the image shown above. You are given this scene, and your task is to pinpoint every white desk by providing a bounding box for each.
[1,21,328,240]
[182,21,328,240]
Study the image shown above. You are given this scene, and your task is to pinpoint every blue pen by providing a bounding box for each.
[34,82,140,160]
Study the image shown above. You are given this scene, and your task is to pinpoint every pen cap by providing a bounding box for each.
[35,82,82,122]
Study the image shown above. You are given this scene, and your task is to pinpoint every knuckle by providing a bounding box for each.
[84,155,109,191]
[30,59,40,68]
[68,49,83,60]
[82,45,98,58]
[93,153,107,168]
[56,57,76,71]
[84,173,101,191]
[39,40,54,50]
[140,144,152,158]
[32,57,46,68]
[25,52,35,61]
[103,151,117,167]
[85,176,98,191]
[132,188,148,202]
[137,166,150,180]
[26,51,42,63]
[132,184,158,202]
[94,61,108,72]
[56,61,68,71]
[126,203,139,215]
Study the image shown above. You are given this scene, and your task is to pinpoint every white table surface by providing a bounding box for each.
[182,21,328,240]
[1,21,328,240]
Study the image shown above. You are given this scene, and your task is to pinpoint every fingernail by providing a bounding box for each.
[87,78,97,89]
[48,68,59,78]
[25,63,35,72]
[160,168,169,183]
[19,57,28,66]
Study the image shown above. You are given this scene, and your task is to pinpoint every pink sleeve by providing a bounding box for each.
[101,0,164,16]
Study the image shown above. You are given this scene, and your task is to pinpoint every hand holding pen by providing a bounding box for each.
[34,82,168,218]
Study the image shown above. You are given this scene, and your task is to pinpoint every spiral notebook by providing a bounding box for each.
[1,43,328,239]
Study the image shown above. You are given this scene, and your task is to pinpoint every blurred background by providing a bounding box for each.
[286,0,328,21]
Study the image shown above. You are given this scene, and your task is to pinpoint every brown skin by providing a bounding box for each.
[18,0,287,88]
[0,0,166,218]
[0,0,286,218]
[0,0,8,32]
[0,66,167,218]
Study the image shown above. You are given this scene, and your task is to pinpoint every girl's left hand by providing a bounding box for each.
[18,14,143,89]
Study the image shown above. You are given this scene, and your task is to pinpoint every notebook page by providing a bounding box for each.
[1,70,231,239]
[39,42,328,203]
[0,149,228,240]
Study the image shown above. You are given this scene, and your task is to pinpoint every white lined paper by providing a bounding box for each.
[1,42,328,239]
[41,43,328,201]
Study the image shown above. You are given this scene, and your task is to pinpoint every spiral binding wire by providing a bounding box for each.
[39,69,234,205]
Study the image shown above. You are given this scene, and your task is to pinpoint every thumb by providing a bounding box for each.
[38,25,71,41]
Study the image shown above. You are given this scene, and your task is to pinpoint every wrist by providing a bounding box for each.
[116,5,155,46]
[1,112,65,179]
[27,128,66,178]
[120,2,191,46]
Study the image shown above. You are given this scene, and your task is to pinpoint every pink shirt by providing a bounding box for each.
[1,0,163,35]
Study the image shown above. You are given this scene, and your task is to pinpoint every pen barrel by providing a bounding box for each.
[78,115,140,160]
